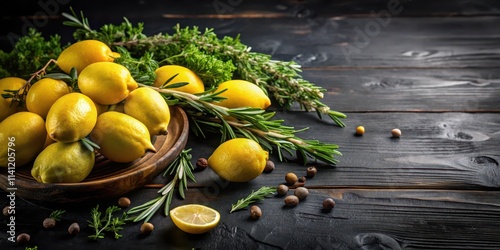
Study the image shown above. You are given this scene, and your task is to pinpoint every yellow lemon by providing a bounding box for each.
[31,141,95,183]
[124,87,170,135]
[154,65,204,94]
[0,112,46,167]
[214,80,271,109]
[78,62,138,105]
[26,78,71,118]
[170,204,220,234]
[56,40,118,74]
[207,138,268,182]
[90,111,156,163]
[46,92,97,142]
[0,77,26,121]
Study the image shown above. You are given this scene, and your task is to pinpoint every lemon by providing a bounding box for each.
[56,40,118,74]
[0,77,25,121]
[31,141,95,183]
[78,62,138,105]
[46,92,97,142]
[207,138,268,182]
[90,111,156,163]
[170,204,220,234]
[0,112,46,167]
[214,80,271,109]
[124,87,170,135]
[154,65,205,94]
[26,78,70,118]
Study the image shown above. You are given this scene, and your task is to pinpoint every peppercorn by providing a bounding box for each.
[284,195,299,207]
[322,198,335,212]
[355,126,365,135]
[391,128,402,138]
[294,187,309,200]
[263,160,275,173]
[68,222,80,236]
[195,158,209,171]
[277,184,289,196]
[118,197,131,208]
[306,166,317,178]
[249,205,262,220]
[16,233,30,245]
[2,206,9,216]
[43,217,56,229]
[285,172,298,185]
[298,176,306,183]
[140,222,154,235]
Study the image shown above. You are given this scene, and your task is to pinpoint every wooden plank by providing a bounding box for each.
[3,188,499,249]
[173,112,500,190]
[300,68,500,112]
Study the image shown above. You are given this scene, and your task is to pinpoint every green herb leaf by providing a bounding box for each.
[230,186,277,213]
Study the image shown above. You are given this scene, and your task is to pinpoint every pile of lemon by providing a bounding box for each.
[0,39,273,184]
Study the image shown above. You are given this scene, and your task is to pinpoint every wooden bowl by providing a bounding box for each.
[0,106,189,203]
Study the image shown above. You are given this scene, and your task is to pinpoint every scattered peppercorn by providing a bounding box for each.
[195,158,209,171]
[391,128,402,138]
[306,166,317,178]
[322,198,336,212]
[68,222,80,236]
[118,197,131,208]
[43,218,56,229]
[16,233,30,245]
[249,205,262,220]
[277,184,289,196]
[284,195,299,207]
[294,187,309,200]
[263,160,275,173]
[140,222,154,235]
[285,172,298,185]
[298,176,306,183]
[2,206,9,216]
[355,126,365,135]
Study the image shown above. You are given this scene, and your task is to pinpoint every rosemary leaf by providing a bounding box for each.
[230,186,277,213]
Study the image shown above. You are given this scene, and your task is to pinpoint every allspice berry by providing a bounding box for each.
[284,195,299,207]
[3,206,10,216]
[196,158,209,171]
[298,176,306,183]
[140,222,154,235]
[306,166,317,178]
[277,184,289,196]
[249,205,262,220]
[285,172,298,185]
[391,128,402,138]
[322,198,335,212]
[16,233,30,245]
[118,197,131,208]
[43,217,56,229]
[263,160,275,173]
[68,222,80,236]
[294,187,309,200]
[355,126,365,135]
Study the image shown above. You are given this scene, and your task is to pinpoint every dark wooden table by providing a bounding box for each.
[1,1,500,249]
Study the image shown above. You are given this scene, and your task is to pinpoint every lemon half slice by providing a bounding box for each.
[169,204,220,234]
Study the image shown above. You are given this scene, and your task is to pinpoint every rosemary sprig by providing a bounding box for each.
[230,186,277,213]
[88,205,127,240]
[127,149,195,222]
[62,11,346,127]
[48,210,66,221]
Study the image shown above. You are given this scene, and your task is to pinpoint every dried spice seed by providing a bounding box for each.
[294,187,309,200]
[3,206,9,216]
[249,205,262,220]
[306,166,317,178]
[140,222,154,235]
[322,198,336,212]
[43,218,56,229]
[68,222,80,236]
[195,158,209,171]
[277,184,289,196]
[285,172,298,185]
[16,233,30,245]
[263,160,275,173]
[298,176,306,183]
[355,126,365,135]
[284,195,299,207]
[118,197,131,208]
[391,128,402,138]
